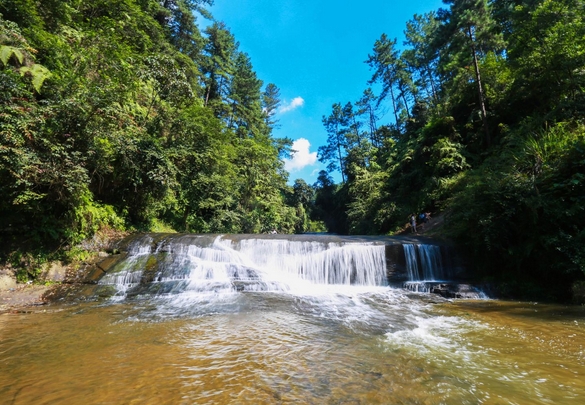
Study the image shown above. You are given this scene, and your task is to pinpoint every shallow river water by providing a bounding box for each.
[1,287,585,405]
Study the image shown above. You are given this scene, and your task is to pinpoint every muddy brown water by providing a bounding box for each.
[1,289,584,405]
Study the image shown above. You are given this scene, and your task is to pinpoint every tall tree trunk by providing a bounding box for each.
[351,115,362,145]
[389,85,400,126]
[425,65,438,104]
[367,105,378,147]
[204,84,211,106]
[468,26,490,146]
[336,125,346,183]
[399,85,411,119]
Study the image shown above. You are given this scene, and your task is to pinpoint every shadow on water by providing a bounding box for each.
[450,299,585,321]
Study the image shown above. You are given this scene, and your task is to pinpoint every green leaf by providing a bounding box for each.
[0,45,24,65]
[19,63,52,93]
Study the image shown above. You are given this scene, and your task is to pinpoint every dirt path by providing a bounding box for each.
[396,212,446,236]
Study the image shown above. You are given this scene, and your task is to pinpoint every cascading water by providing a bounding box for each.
[99,237,153,299]
[401,243,486,298]
[403,243,445,281]
[98,235,388,300]
[403,243,447,293]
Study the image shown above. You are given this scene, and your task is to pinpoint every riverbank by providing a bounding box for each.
[0,228,129,313]
[0,284,50,313]
[1,260,68,312]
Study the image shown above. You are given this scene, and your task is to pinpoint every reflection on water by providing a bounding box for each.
[1,288,585,404]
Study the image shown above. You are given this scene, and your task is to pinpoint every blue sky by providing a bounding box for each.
[204,0,445,185]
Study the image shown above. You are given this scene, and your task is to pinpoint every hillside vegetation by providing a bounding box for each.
[310,0,585,301]
[0,0,320,279]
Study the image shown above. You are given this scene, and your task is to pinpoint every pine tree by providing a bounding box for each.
[366,34,413,129]
[355,88,380,146]
[201,22,237,116]
[319,103,347,183]
[262,83,281,130]
[402,12,441,106]
[437,0,504,146]
[228,51,264,138]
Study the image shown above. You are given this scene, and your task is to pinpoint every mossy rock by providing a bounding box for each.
[140,253,167,283]
[94,284,118,298]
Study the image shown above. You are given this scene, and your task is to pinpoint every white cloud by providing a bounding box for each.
[279,96,305,113]
[284,138,318,172]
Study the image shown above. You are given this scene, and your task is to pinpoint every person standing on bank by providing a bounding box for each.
[410,214,417,233]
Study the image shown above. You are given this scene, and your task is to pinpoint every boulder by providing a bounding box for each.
[40,262,69,282]
[0,272,17,291]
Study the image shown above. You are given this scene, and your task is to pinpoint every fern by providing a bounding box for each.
[0,45,51,92]
[19,63,52,93]
[0,45,24,65]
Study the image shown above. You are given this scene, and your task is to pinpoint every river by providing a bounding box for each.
[0,235,584,404]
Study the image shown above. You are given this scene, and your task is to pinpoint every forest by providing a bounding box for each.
[313,0,585,301]
[1,0,584,302]
[0,0,317,266]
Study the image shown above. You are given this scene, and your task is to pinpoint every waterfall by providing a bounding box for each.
[99,235,388,298]
[99,236,153,299]
[403,243,445,281]
[401,243,486,298]
[234,239,387,286]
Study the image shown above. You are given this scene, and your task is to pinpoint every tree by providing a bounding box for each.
[366,34,403,126]
[201,22,236,113]
[402,12,441,106]
[355,88,380,147]
[340,101,377,179]
[312,171,348,234]
[319,103,347,182]
[504,0,585,124]
[157,0,209,61]
[291,178,315,208]
[228,51,264,138]
[437,0,504,146]
[262,83,281,130]
[0,0,307,269]
[0,16,51,93]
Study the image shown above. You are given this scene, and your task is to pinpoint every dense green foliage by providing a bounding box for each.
[314,0,585,301]
[0,0,313,270]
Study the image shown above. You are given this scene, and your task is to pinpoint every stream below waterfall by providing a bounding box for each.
[1,235,584,404]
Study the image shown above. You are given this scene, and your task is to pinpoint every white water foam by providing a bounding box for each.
[101,236,389,303]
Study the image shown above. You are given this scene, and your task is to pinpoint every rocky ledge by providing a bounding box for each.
[403,281,488,299]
